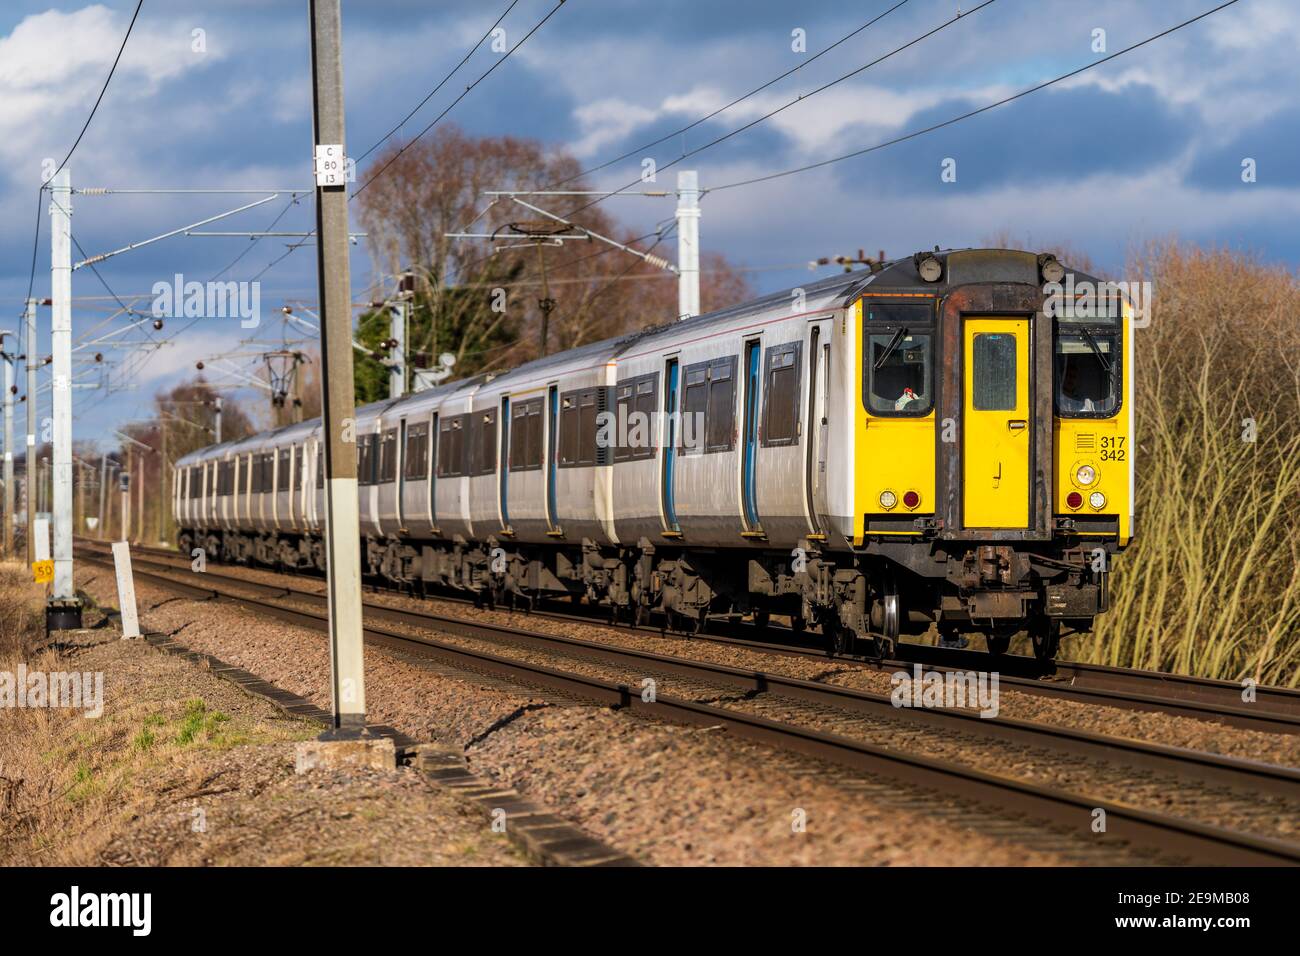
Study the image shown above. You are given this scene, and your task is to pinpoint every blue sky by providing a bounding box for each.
[0,0,1296,442]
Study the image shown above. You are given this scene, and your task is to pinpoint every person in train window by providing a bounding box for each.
[894,386,924,411]
[1058,361,1096,413]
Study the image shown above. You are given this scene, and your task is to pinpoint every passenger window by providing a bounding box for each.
[438,416,468,478]
[762,344,801,447]
[404,422,428,480]
[972,333,1017,411]
[1055,333,1118,416]
[378,428,398,483]
[866,333,931,415]
[613,376,657,462]
[278,447,292,491]
[476,410,497,476]
[509,400,543,471]
[705,358,735,453]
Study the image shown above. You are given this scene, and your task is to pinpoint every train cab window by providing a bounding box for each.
[972,333,1017,411]
[277,447,292,491]
[865,332,932,415]
[1055,333,1119,417]
[403,422,429,480]
[377,428,398,483]
[761,343,801,447]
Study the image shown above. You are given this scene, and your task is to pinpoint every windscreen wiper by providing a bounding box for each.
[1079,327,1112,373]
[873,327,909,371]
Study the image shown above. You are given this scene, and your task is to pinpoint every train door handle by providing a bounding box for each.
[1007,419,1027,431]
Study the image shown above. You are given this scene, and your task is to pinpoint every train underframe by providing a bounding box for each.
[178,527,1110,660]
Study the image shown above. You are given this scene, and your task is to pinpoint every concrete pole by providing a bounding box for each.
[311,0,367,734]
[136,445,144,543]
[158,422,167,545]
[97,452,107,540]
[120,462,129,544]
[676,170,701,320]
[76,459,85,535]
[389,300,405,400]
[48,168,79,626]
[2,333,13,557]
[24,297,36,566]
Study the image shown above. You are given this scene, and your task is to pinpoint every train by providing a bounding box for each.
[172,247,1134,660]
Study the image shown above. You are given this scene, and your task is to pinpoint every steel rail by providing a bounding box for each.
[84,539,1300,736]
[80,549,1300,865]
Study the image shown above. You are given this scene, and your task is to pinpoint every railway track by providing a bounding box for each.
[79,541,1300,865]
[83,539,1300,736]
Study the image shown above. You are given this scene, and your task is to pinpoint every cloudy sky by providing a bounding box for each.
[0,0,1294,441]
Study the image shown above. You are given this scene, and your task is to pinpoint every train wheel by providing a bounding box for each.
[1029,618,1061,662]
[752,609,770,630]
[790,614,806,635]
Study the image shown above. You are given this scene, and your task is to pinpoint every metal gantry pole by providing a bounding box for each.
[311,0,367,735]
[48,168,81,627]
[24,297,36,566]
[2,332,13,557]
[676,170,701,320]
[213,395,222,443]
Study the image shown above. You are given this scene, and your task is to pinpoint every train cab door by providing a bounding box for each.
[963,316,1030,528]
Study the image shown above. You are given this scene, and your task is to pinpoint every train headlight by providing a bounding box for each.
[1039,253,1066,284]
[902,490,921,510]
[1075,464,1096,486]
[1089,491,1106,510]
[879,490,897,510]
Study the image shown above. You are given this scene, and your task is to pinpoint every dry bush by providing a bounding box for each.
[1077,242,1300,685]
[0,563,41,661]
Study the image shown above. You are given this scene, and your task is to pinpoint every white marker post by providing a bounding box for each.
[111,541,141,639]
[33,516,50,562]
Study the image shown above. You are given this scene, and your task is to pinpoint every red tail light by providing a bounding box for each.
[1066,491,1083,510]
[902,490,920,509]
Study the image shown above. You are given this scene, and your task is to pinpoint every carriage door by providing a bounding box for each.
[741,339,762,533]
[963,317,1030,528]
[546,385,560,534]
[660,358,680,534]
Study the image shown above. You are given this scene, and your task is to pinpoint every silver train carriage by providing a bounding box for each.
[173,248,1135,659]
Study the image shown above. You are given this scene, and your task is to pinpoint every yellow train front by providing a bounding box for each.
[835,248,1133,659]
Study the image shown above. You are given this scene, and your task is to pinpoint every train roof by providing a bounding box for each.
[173,247,1094,466]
